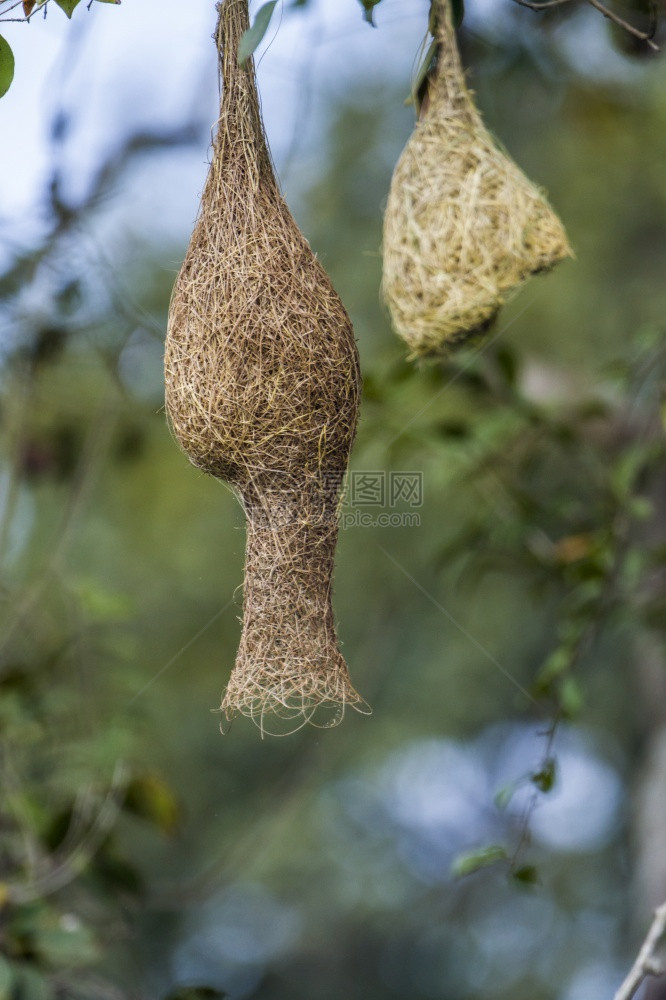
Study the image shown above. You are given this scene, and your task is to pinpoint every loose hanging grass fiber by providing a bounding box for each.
[164,0,368,734]
[382,0,573,358]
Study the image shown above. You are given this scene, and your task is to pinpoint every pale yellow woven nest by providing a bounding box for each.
[164,0,369,735]
[382,0,572,357]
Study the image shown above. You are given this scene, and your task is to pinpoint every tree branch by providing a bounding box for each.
[614,902,666,1000]
[585,0,659,51]
[511,0,573,10]
[510,0,659,51]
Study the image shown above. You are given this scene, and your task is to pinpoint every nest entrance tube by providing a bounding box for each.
[382,0,572,357]
[164,0,368,734]
[226,491,361,735]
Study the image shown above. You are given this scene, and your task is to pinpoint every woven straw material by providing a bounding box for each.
[164,0,368,733]
[382,0,572,357]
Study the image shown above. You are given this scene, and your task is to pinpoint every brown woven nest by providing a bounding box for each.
[382,0,572,358]
[164,0,369,735]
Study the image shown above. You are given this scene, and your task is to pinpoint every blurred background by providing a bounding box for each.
[1,0,666,997]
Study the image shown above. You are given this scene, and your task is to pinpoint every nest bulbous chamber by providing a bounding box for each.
[164,0,367,732]
[382,0,572,357]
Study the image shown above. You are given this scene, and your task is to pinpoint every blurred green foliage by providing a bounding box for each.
[1,5,666,1000]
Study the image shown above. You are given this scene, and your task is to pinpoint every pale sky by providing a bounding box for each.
[0,0,642,259]
[0,0,428,226]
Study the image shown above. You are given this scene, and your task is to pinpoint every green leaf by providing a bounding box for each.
[237,1,278,66]
[410,37,438,111]
[512,864,540,886]
[124,773,180,833]
[452,844,508,878]
[55,0,82,16]
[494,780,518,811]
[531,757,556,793]
[0,956,14,1000]
[358,0,381,24]
[0,35,15,99]
[534,645,571,693]
[95,0,122,5]
[559,675,584,719]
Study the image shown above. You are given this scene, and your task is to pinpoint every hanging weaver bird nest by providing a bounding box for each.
[164,0,369,735]
[382,0,572,358]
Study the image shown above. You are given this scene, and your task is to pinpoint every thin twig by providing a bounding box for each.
[585,0,659,50]
[614,902,666,1000]
[0,0,43,22]
[509,716,559,865]
[511,0,573,9]
[510,0,659,51]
